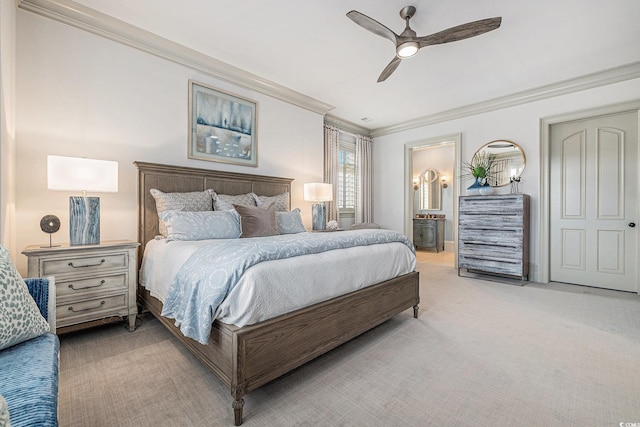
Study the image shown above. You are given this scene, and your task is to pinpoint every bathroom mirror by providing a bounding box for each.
[473,140,526,187]
[419,169,441,211]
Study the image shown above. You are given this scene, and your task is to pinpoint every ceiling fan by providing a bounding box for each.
[346,6,502,82]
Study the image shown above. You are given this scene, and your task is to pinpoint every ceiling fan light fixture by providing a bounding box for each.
[396,41,419,58]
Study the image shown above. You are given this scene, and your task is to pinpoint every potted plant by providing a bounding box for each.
[462,151,496,195]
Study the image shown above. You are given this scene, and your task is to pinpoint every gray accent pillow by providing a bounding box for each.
[214,193,256,211]
[234,202,278,238]
[252,192,290,212]
[276,208,307,234]
[0,245,49,351]
[159,210,241,241]
[150,188,215,236]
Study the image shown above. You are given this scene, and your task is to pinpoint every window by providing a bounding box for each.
[338,141,356,213]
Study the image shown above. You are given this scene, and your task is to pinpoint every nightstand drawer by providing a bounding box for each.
[57,293,127,323]
[41,252,127,276]
[57,273,127,298]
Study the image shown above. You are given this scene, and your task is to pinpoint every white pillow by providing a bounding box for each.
[214,193,256,211]
[252,192,290,212]
[276,208,307,234]
[159,210,241,241]
[0,246,49,351]
[150,188,215,236]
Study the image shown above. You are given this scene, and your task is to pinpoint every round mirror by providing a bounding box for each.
[473,140,525,187]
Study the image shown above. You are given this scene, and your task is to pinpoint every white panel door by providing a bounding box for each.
[550,111,638,292]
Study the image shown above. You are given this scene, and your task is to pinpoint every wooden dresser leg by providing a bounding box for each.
[413,305,419,318]
[233,398,245,426]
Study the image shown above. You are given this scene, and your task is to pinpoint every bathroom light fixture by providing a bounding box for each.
[47,155,118,245]
[441,175,448,188]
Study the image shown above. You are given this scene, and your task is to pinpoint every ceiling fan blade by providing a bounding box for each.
[418,17,502,48]
[377,56,402,82]
[347,10,398,45]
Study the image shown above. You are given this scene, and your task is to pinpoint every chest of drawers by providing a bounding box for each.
[458,194,530,282]
[23,241,139,332]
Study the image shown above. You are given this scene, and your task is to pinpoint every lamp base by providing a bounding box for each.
[69,196,100,245]
[311,203,326,231]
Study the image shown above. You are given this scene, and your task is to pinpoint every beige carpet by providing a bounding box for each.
[58,252,640,426]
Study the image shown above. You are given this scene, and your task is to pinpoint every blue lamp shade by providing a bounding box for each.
[303,183,333,231]
[47,155,118,245]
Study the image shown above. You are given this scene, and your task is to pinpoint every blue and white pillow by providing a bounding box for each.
[276,208,307,234]
[159,210,241,241]
[0,393,9,426]
[0,246,50,351]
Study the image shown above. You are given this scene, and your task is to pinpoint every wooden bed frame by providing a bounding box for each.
[135,161,420,425]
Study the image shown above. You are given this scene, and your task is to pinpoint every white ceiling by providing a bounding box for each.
[66,0,640,131]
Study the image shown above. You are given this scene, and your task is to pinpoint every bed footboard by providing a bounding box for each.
[142,270,419,425]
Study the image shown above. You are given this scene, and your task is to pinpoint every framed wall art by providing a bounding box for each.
[188,80,258,167]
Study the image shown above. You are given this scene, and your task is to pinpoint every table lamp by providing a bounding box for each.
[303,183,333,231]
[47,155,118,245]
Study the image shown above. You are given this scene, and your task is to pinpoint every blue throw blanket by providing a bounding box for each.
[162,229,415,344]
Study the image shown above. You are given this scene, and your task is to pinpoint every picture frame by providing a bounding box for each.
[188,80,258,167]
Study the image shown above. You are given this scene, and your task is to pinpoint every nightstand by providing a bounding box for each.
[22,240,139,333]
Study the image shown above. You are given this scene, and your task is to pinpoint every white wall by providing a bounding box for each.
[14,11,325,274]
[0,0,17,254]
[374,78,640,282]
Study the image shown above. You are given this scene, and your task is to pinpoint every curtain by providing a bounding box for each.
[355,134,373,223]
[323,124,340,222]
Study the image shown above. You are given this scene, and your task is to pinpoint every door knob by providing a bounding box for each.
[629,222,636,228]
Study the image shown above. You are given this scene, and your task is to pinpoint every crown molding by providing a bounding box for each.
[371,61,640,138]
[324,115,372,136]
[16,0,335,115]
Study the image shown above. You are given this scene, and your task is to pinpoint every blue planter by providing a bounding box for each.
[466,177,485,195]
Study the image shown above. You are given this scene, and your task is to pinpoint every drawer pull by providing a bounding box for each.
[68,280,105,291]
[68,300,105,313]
[68,259,106,268]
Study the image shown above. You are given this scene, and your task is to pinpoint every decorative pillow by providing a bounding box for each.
[0,393,9,427]
[150,188,215,236]
[0,246,49,351]
[214,193,256,211]
[159,210,241,241]
[276,208,307,234]
[233,202,278,238]
[252,192,290,212]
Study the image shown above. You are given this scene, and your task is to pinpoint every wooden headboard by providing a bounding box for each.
[134,161,293,264]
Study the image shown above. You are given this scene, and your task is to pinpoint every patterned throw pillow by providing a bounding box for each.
[233,202,278,238]
[0,246,49,351]
[160,210,241,240]
[0,393,9,427]
[252,192,290,212]
[150,188,215,236]
[276,208,307,234]
[214,193,256,211]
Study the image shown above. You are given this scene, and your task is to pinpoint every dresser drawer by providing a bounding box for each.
[458,229,523,247]
[57,293,127,323]
[41,252,128,276]
[56,273,127,298]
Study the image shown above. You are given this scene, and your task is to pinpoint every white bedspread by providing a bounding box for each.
[140,234,416,328]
